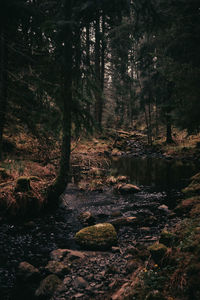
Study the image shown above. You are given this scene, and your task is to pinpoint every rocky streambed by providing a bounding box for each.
[0,178,183,300]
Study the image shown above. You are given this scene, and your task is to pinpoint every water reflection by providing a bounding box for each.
[111,157,199,191]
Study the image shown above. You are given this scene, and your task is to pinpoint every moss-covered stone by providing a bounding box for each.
[148,243,168,264]
[45,261,70,276]
[35,274,62,298]
[15,176,31,192]
[75,223,117,250]
[159,230,177,247]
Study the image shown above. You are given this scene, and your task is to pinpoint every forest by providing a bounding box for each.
[0,0,200,299]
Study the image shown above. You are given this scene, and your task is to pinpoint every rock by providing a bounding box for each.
[75,223,117,250]
[148,243,168,264]
[66,249,86,261]
[73,277,88,289]
[110,211,123,218]
[111,217,138,228]
[158,204,171,214]
[116,176,129,182]
[159,230,177,247]
[45,261,70,276]
[106,176,117,185]
[114,183,140,194]
[50,249,69,261]
[35,275,62,298]
[78,211,96,226]
[17,261,40,282]
[15,176,31,192]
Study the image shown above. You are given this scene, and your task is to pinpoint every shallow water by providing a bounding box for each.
[111,157,199,191]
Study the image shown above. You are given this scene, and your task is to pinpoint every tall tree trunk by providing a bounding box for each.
[86,23,91,113]
[0,26,7,160]
[47,0,72,207]
[101,12,105,91]
[94,9,102,130]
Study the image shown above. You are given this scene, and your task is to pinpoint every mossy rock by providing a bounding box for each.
[75,223,117,250]
[35,274,62,298]
[148,243,167,264]
[45,261,70,276]
[15,176,31,192]
[159,230,177,247]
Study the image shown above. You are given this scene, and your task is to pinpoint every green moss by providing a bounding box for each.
[148,243,167,264]
[75,223,117,250]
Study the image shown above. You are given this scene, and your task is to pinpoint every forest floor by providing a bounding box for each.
[0,128,200,299]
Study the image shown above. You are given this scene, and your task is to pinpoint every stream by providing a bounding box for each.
[0,156,199,299]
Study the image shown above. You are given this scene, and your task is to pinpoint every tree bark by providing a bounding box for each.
[94,9,102,130]
[0,26,8,160]
[47,0,72,207]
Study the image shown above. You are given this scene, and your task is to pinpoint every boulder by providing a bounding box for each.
[114,183,140,194]
[17,261,40,282]
[78,211,96,226]
[50,249,69,261]
[45,261,70,276]
[73,277,88,289]
[35,275,62,298]
[15,176,31,192]
[75,223,117,250]
[148,243,167,264]
[158,204,171,214]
